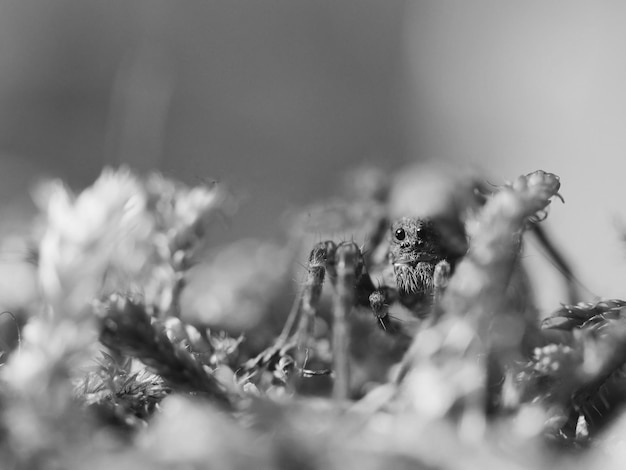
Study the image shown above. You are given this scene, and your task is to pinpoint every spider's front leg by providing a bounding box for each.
[292,241,364,398]
[367,288,396,332]
[296,240,386,399]
[294,240,337,351]
[241,241,335,381]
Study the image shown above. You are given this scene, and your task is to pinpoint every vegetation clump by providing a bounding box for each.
[0,166,624,469]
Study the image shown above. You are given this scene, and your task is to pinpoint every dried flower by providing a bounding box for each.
[35,167,154,315]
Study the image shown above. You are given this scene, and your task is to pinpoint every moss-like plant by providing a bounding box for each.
[1,166,626,469]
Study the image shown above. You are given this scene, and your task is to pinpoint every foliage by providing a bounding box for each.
[1,166,626,469]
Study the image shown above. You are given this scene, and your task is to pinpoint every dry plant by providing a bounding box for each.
[0,165,625,470]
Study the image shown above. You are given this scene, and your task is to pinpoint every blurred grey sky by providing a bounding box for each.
[0,0,410,242]
[2,1,626,308]
[405,1,626,306]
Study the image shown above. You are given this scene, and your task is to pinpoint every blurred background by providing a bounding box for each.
[1,0,626,311]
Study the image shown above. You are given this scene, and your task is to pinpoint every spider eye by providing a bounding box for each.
[394,228,406,241]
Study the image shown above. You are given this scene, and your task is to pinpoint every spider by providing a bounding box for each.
[296,216,462,335]
[242,165,577,398]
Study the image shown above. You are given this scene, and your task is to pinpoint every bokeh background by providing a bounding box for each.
[1,0,626,311]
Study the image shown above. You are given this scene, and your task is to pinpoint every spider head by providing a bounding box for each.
[389,217,449,294]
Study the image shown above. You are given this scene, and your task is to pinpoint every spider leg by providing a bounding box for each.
[354,271,400,334]
[368,289,394,332]
[294,241,336,354]
[242,241,335,377]
[296,240,402,398]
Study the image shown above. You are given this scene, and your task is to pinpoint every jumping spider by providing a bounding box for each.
[242,166,576,398]
[243,174,470,395]
[296,216,461,336]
